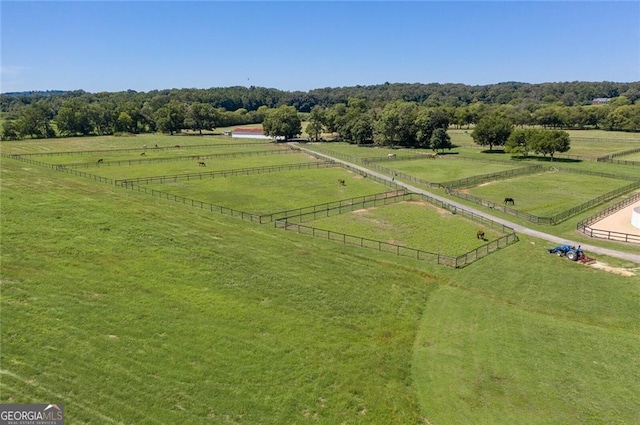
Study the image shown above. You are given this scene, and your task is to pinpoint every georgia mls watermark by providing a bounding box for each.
[0,404,64,425]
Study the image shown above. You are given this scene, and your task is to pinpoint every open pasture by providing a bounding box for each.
[308,200,501,255]
[615,151,640,161]
[26,144,287,166]
[2,132,640,424]
[386,158,522,183]
[305,142,416,160]
[560,137,640,158]
[142,167,390,215]
[463,170,633,216]
[26,143,292,164]
[90,152,323,180]
[0,133,265,154]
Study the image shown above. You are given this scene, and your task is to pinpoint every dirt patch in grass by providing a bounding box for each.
[588,261,636,277]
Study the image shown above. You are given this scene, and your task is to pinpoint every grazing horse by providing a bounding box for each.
[476,230,485,240]
[97,158,104,165]
[174,145,181,149]
[198,161,206,167]
[140,152,146,156]
[387,153,396,159]
[504,197,515,205]
[338,179,345,186]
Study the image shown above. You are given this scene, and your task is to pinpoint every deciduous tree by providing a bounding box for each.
[262,105,301,140]
[471,114,513,150]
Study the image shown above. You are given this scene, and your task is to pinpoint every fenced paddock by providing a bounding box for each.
[141,167,392,215]
[456,168,639,218]
[274,191,518,268]
[32,145,294,168]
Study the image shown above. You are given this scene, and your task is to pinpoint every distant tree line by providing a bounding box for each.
[1,81,639,141]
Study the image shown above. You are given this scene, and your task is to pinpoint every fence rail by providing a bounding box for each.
[440,165,544,189]
[115,161,335,186]
[64,147,298,168]
[275,219,518,268]
[9,141,273,157]
[4,149,519,266]
[576,191,640,244]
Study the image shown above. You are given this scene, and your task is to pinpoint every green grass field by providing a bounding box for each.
[309,201,501,254]
[2,132,640,424]
[463,170,633,216]
[143,168,389,215]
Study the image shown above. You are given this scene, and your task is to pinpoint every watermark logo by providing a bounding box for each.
[0,404,64,425]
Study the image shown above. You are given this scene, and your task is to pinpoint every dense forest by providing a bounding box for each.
[1,81,639,140]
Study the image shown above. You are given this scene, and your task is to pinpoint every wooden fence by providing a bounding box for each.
[576,191,640,244]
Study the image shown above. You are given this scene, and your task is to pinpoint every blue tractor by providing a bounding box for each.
[547,244,585,261]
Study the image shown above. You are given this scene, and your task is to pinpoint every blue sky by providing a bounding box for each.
[1,1,638,93]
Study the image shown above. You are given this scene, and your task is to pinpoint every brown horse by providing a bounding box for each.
[427,153,438,159]
[198,161,206,167]
[140,152,146,156]
[97,158,104,165]
[338,179,345,186]
[476,230,485,240]
[504,197,515,205]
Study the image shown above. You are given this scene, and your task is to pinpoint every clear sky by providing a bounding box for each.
[1,1,638,93]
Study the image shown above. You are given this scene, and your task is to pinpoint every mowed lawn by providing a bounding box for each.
[463,170,633,216]
[309,200,502,255]
[413,238,640,425]
[143,167,390,215]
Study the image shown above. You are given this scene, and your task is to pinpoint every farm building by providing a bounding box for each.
[232,127,272,140]
[592,98,611,105]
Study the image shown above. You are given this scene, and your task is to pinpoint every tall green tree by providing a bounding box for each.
[0,120,20,140]
[429,128,453,152]
[17,100,55,138]
[471,114,513,151]
[185,102,218,134]
[415,107,450,148]
[305,106,326,141]
[375,100,418,147]
[505,128,536,157]
[262,106,301,140]
[530,129,571,161]
[56,98,92,136]
[154,101,185,135]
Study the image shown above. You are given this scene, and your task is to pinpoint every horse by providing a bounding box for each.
[97,158,104,165]
[427,153,438,159]
[387,153,396,159]
[198,161,206,167]
[504,197,515,205]
[174,145,181,149]
[476,230,485,240]
[338,179,345,186]
[140,152,146,156]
